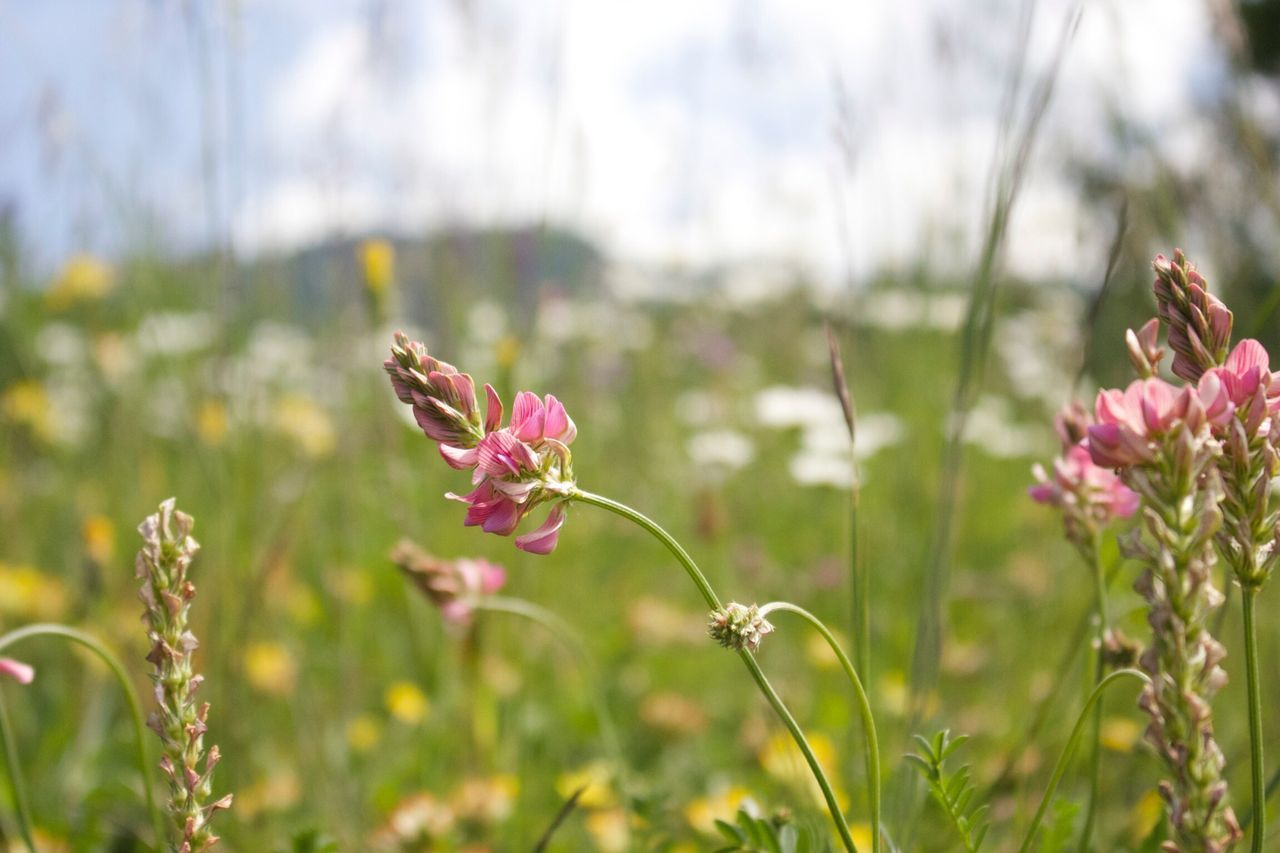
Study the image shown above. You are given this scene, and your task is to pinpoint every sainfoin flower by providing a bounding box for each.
[386,334,577,554]
[0,657,34,684]
[390,539,506,624]
[1086,376,1232,468]
[1029,445,1139,520]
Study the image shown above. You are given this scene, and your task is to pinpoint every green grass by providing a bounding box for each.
[0,253,1271,851]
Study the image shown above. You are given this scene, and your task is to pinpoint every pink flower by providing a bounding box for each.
[1087,377,1224,468]
[514,504,567,555]
[0,658,33,685]
[1029,444,1140,519]
[391,541,507,625]
[1201,339,1280,435]
[384,332,501,461]
[509,391,577,446]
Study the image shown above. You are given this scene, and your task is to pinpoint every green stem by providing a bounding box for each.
[1078,538,1109,852]
[1243,585,1266,853]
[571,488,857,851]
[761,601,881,853]
[0,624,166,849]
[473,595,630,801]
[0,691,35,853]
[1017,669,1150,853]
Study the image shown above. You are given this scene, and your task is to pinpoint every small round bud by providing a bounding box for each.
[707,603,774,652]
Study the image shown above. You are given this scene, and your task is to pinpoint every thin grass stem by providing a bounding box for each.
[1017,668,1150,853]
[1077,537,1109,852]
[0,624,165,848]
[1242,585,1266,853]
[0,692,35,853]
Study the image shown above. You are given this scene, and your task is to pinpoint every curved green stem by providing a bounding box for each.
[571,488,857,851]
[1242,585,1266,853]
[1078,537,1108,852]
[0,691,35,852]
[570,490,721,610]
[1017,668,1150,853]
[473,596,630,799]
[761,601,880,853]
[0,624,165,848]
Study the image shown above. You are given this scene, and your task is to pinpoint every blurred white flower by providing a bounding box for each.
[135,311,216,357]
[687,429,755,471]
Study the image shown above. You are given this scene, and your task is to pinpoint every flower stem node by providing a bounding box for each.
[708,603,775,653]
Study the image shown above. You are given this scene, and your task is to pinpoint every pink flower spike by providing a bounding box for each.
[515,504,567,555]
[0,658,34,685]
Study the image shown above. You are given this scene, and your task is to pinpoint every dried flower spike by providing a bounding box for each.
[137,499,231,851]
[708,603,774,653]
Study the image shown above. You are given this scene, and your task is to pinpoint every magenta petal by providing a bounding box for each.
[439,443,479,470]
[1027,483,1055,504]
[484,384,504,433]
[481,498,522,535]
[0,658,34,685]
[510,391,543,431]
[515,504,566,555]
[1227,339,1269,374]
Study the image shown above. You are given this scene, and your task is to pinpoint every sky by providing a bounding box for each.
[0,0,1223,282]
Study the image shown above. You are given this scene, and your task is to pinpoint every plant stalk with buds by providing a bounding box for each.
[137,499,231,851]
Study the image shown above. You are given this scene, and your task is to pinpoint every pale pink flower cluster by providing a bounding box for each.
[1030,403,1139,554]
[386,333,577,554]
[391,539,507,625]
[1087,339,1280,470]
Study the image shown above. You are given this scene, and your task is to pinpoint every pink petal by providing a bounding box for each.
[484,384,504,433]
[1027,482,1056,504]
[481,497,522,535]
[438,443,479,470]
[510,391,545,441]
[515,504,566,555]
[1226,339,1269,374]
[0,658,34,685]
[543,395,576,444]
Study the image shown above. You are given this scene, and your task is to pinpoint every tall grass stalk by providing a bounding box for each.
[1242,585,1266,852]
[570,488,860,852]
[1077,535,1109,851]
[908,0,1085,710]
[0,692,34,853]
[0,624,165,847]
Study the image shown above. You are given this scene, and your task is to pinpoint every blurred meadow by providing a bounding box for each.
[3,1,1280,850]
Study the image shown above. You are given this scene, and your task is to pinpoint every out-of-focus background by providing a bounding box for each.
[1,1,1279,849]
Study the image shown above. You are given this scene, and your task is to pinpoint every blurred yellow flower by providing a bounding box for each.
[759,731,848,812]
[1,380,54,443]
[243,641,298,696]
[81,515,115,566]
[358,238,395,297]
[273,395,336,458]
[1100,716,1143,753]
[196,400,229,446]
[345,714,382,754]
[452,774,518,824]
[236,770,301,820]
[554,762,615,809]
[850,823,874,850]
[584,808,630,852]
[493,335,521,370]
[326,566,373,607]
[1129,789,1164,845]
[804,628,849,671]
[46,253,116,310]
[683,785,751,834]
[0,562,69,621]
[385,681,430,725]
